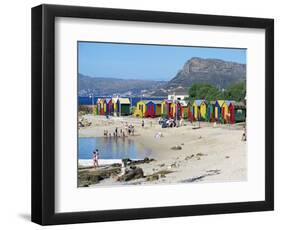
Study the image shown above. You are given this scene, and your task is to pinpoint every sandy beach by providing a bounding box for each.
[78,115,247,186]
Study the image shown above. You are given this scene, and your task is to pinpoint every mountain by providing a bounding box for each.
[166,57,246,91]
[79,57,246,97]
[78,74,166,96]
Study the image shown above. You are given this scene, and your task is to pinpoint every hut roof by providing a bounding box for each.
[137,100,151,104]
[210,100,216,105]
[149,100,163,104]
[233,102,246,109]
[119,98,130,104]
[105,98,112,103]
[216,100,225,107]
[164,99,173,104]
[111,98,119,103]
[224,100,235,106]
[194,99,204,106]
[97,98,104,103]
[179,100,188,106]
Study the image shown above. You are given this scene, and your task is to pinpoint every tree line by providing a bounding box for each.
[187,81,246,102]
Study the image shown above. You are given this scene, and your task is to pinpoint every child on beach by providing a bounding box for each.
[93,149,99,167]
[92,151,96,167]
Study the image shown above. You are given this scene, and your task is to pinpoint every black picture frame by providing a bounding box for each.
[31,4,274,225]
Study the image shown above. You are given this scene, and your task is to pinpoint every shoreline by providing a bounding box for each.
[79,159,144,167]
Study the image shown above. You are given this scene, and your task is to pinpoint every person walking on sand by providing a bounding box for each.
[142,120,144,128]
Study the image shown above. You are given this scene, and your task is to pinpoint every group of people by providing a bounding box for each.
[103,123,135,138]
[125,122,135,136]
[158,117,186,128]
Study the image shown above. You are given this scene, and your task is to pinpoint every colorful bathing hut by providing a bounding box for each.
[170,101,182,119]
[200,100,209,121]
[144,100,162,117]
[215,100,225,122]
[111,97,119,115]
[208,101,216,122]
[117,98,131,116]
[221,100,235,124]
[192,100,204,120]
[186,101,194,121]
[105,98,114,115]
[233,102,246,122]
[97,98,106,115]
[134,100,149,117]
[179,101,188,119]
[161,100,173,118]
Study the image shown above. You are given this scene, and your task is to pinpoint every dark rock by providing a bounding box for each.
[117,167,144,181]
[78,166,121,186]
[146,174,159,181]
[171,145,182,150]
[122,157,155,166]
[167,57,246,90]
[196,153,207,157]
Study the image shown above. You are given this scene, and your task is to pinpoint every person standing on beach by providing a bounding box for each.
[125,122,128,135]
[142,120,144,128]
[92,150,96,168]
[95,149,99,167]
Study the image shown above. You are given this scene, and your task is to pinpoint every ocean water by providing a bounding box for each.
[78,96,166,106]
[78,137,152,160]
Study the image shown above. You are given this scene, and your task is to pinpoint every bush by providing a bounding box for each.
[79,105,93,114]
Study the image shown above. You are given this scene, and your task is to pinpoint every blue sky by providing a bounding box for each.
[78,42,246,81]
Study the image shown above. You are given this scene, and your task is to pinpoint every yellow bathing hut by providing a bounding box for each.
[112,97,119,115]
[192,100,204,120]
[97,98,106,115]
[161,100,173,118]
[134,100,149,117]
[161,101,166,115]
[200,100,208,120]
[221,100,235,123]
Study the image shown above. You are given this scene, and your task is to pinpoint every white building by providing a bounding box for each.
[168,93,189,101]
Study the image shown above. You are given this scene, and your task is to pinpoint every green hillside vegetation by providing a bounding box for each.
[188,81,246,102]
